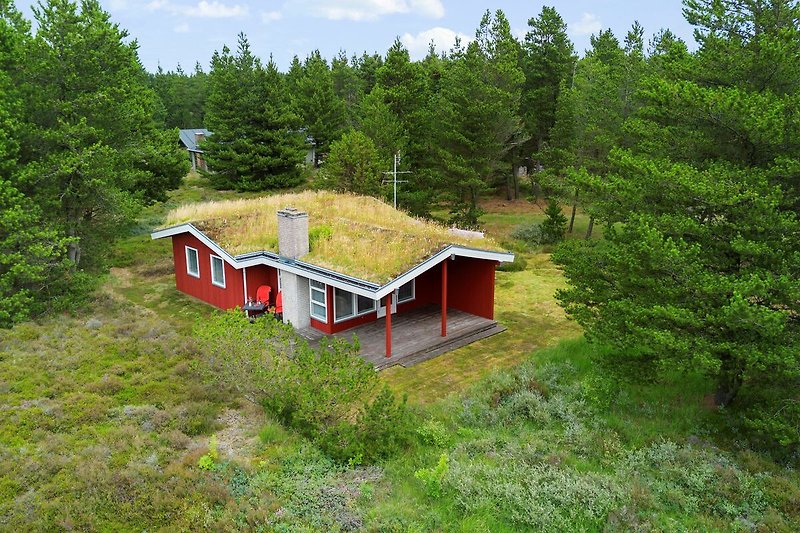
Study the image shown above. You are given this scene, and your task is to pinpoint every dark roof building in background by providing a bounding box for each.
[178,128,212,171]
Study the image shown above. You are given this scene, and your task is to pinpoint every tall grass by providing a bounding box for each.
[165,190,503,283]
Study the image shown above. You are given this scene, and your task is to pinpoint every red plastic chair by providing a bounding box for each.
[275,291,283,317]
[256,285,271,305]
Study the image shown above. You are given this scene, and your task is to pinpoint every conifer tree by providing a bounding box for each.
[554,0,800,408]
[203,34,305,191]
[14,0,186,268]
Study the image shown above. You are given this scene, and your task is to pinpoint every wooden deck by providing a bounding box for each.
[298,306,505,370]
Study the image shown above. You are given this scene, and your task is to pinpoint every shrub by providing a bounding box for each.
[198,434,219,470]
[195,311,414,463]
[309,225,333,250]
[511,222,542,246]
[742,398,800,460]
[448,205,485,231]
[540,198,568,244]
[352,385,415,462]
[415,453,449,498]
[416,420,450,447]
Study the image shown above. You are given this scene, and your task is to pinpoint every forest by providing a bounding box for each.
[1,0,799,530]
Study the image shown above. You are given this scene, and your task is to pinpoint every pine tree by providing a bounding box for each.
[554,0,800,408]
[296,50,346,158]
[203,35,306,191]
[522,6,576,173]
[435,10,524,226]
[13,0,186,268]
[319,130,382,197]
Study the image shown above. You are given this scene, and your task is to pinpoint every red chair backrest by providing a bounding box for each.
[256,285,271,304]
[275,291,283,313]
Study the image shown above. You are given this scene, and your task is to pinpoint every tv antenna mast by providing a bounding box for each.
[382,152,412,209]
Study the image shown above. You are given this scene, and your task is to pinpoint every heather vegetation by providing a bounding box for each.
[2,0,799,530]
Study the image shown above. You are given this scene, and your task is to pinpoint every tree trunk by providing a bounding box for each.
[506,171,517,201]
[66,222,81,270]
[569,189,578,233]
[585,216,594,239]
[714,356,744,407]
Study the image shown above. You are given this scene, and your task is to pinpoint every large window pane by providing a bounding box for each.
[357,294,375,314]
[335,288,355,320]
[311,289,326,304]
[309,280,327,321]
[186,247,199,277]
[397,280,414,302]
[311,302,326,320]
[211,255,225,287]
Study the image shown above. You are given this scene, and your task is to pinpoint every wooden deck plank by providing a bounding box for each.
[299,306,502,369]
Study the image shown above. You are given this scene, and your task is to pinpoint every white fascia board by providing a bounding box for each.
[236,255,380,298]
[152,225,513,300]
[151,223,239,268]
[373,246,514,300]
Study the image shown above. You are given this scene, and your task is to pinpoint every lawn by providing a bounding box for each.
[2,175,798,531]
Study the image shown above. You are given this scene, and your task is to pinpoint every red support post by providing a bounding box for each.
[441,259,448,337]
[385,293,392,358]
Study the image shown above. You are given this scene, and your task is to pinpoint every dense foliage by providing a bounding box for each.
[194,310,413,463]
[553,0,800,435]
[203,34,306,191]
[0,0,187,326]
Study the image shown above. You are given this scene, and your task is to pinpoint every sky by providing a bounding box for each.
[14,1,698,73]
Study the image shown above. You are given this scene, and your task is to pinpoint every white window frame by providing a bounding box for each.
[210,254,226,288]
[333,287,376,323]
[309,279,327,322]
[397,279,415,303]
[185,246,200,278]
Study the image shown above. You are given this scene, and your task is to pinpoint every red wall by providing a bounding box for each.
[169,234,497,324]
[310,257,497,334]
[446,256,497,319]
[171,234,244,310]
[244,264,279,307]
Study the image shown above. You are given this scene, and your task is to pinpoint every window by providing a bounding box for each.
[334,288,355,321]
[357,294,375,314]
[185,246,199,278]
[210,255,225,288]
[334,288,376,322]
[310,280,327,321]
[397,279,415,303]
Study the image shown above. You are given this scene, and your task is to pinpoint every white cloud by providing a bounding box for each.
[569,12,602,36]
[146,1,249,18]
[261,10,283,23]
[296,0,444,22]
[400,27,471,60]
[174,22,190,32]
[409,0,443,19]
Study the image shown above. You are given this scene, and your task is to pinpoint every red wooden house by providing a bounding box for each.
[151,192,513,366]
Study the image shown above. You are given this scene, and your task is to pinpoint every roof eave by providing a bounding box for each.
[150,225,513,299]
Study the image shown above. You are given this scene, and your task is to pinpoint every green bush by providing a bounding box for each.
[195,310,414,463]
[540,198,568,244]
[414,453,449,498]
[742,398,800,460]
[416,420,450,447]
[309,225,333,250]
[511,222,542,246]
[352,385,415,462]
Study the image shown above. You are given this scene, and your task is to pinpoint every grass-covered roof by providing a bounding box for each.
[165,190,504,283]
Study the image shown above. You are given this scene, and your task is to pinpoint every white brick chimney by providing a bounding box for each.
[277,207,309,260]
